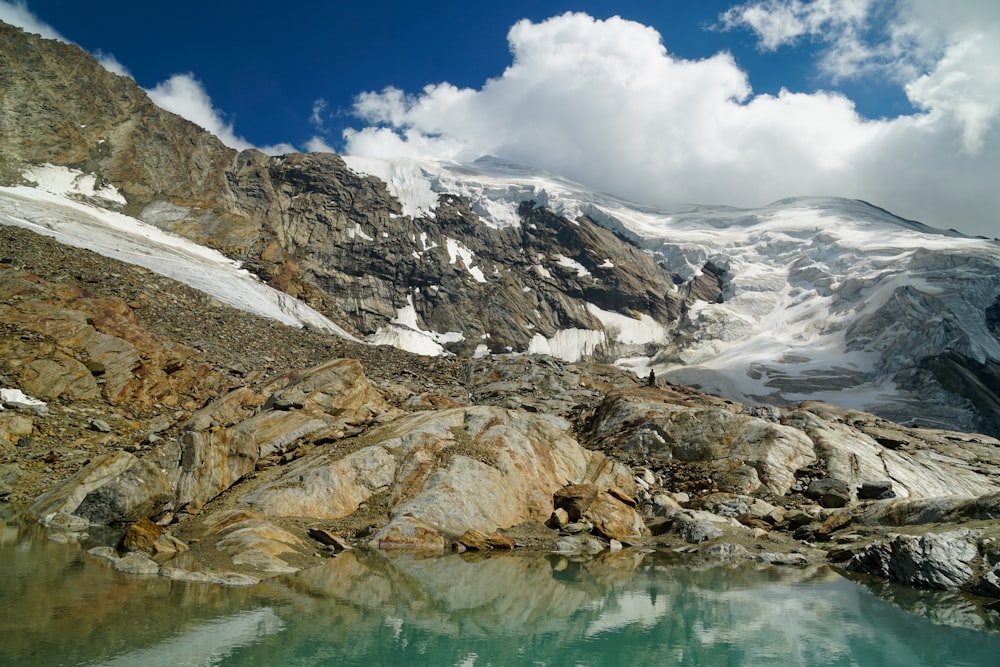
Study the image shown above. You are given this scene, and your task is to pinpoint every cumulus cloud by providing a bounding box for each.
[94,49,131,77]
[146,73,255,151]
[342,8,1000,237]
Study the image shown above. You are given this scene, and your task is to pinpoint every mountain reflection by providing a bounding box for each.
[4,506,1000,667]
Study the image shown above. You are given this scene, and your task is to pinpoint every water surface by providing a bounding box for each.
[3,507,998,666]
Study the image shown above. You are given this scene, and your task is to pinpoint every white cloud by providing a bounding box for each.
[94,50,131,77]
[146,74,254,151]
[0,0,64,40]
[342,9,1000,238]
[305,136,336,153]
[310,98,329,132]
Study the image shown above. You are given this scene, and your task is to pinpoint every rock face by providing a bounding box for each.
[240,405,632,550]
[0,21,683,361]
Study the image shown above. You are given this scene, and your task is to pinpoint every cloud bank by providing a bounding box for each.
[342,5,1000,237]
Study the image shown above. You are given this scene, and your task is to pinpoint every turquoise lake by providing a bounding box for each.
[3,507,1000,667]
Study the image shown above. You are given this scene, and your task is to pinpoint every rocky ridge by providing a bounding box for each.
[3,225,1000,610]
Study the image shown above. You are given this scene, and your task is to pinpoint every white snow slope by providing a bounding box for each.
[0,165,358,340]
[347,155,1000,428]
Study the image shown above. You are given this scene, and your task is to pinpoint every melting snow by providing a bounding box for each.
[368,293,464,356]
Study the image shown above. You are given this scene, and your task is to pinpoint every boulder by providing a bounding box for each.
[806,478,852,508]
[585,490,647,542]
[846,530,979,590]
[31,451,151,521]
[858,480,895,500]
[553,484,599,522]
[119,517,187,555]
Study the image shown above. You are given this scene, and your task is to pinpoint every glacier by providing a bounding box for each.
[345,155,1000,431]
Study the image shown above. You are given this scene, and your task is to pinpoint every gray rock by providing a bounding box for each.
[554,534,607,555]
[88,418,112,433]
[112,552,161,575]
[858,480,895,500]
[673,510,726,544]
[806,478,852,508]
[846,530,979,590]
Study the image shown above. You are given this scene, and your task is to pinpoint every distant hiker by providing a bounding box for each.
[646,369,656,387]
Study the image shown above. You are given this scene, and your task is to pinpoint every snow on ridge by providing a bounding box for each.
[0,167,358,340]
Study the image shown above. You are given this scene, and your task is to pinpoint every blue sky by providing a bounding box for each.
[3,1,998,237]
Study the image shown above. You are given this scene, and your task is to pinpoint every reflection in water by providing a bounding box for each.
[3,504,1000,667]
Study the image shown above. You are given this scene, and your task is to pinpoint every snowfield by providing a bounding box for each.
[0,165,358,340]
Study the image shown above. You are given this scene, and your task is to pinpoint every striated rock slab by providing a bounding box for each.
[585,388,815,495]
[367,407,631,548]
[240,445,396,519]
[177,358,392,512]
[846,530,980,591]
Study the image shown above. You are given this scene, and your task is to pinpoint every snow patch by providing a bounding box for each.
[1,388,47,414]
[555,254,592,279]
[527,329,606,363]
[0,179,357,339]
[445,237,487,283]
[586,304,667,345]
[367,293,464,356]
[26,163,127,205]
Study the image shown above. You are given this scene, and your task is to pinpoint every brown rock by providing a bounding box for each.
[586,490,647,542]
[118,517,187,555]
[458,528,491,550]
[817,512,853,540]
[546,507,570,528]
[487,533,516,550]
[554,483,600,522]
[119,517,164,553]
[455,528,516,551]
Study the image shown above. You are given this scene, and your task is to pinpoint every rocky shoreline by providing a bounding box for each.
[3,224,1000,611]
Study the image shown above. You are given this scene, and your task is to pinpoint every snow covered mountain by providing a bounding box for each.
[1,20,999,435]
[344,155,1000,432]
